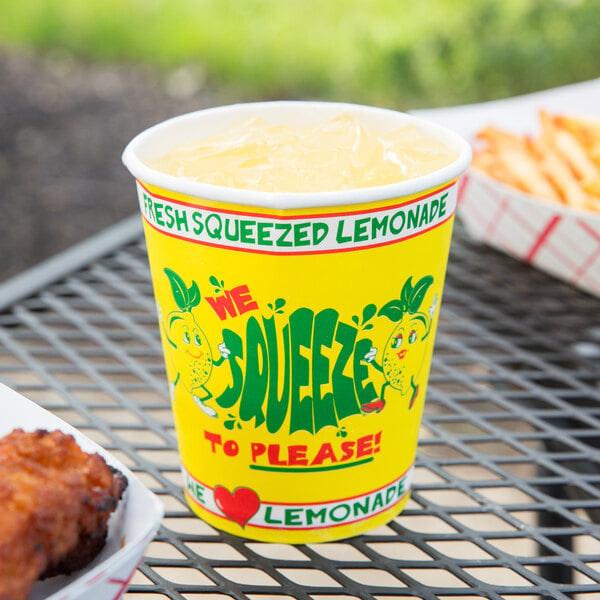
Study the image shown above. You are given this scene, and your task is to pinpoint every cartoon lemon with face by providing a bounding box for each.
[363,275,436,413]
[162,268,229,418]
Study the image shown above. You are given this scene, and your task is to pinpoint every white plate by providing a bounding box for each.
[0,383,164,600]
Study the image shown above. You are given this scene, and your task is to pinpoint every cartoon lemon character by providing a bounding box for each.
[162,268,229,418]
[363,275,436,413]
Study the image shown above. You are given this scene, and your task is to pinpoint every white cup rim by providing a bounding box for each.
[122,100,472,210]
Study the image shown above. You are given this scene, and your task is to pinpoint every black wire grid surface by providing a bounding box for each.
[0,218,599,600]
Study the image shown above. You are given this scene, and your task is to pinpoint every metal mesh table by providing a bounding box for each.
[0,215,599,600]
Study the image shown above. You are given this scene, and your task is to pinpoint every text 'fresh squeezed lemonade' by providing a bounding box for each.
[123,102,471,543]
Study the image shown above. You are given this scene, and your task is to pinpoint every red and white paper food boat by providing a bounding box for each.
[413,77,600,297]
[458,170,600,297]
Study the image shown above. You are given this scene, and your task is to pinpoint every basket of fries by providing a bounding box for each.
[459,110,600,297]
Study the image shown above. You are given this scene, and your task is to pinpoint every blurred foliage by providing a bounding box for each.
[0,0,599,108]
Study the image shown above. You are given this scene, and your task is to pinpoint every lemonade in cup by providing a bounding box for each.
[122,101,471,543]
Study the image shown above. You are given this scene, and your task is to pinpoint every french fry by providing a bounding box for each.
[582,175,600,197]
[588,197,600,212]
[474,127,562,202]
[497,142,562,202]
[555,116,600,169]
[472,110,600,213]
[554,114,600,146]
[528,136,589,209]
[540,110,600,182]
[587,142,600,168]
[475,126,525,151]
[471,149,525,191]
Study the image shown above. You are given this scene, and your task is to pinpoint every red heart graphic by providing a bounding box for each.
[214,485,260,528]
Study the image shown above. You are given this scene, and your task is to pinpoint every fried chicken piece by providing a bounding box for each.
[0,429,127,600]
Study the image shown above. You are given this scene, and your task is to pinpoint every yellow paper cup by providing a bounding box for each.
[123,101,471,543]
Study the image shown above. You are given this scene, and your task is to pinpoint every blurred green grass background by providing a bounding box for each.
[1,0,599,108]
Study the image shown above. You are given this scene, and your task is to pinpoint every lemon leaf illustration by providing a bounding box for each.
[381,275,434,322]
[165,268,201,312]
[188,281,201,309]
[378,299,403,322]
[401,277,413,311]
[408,275,434,313]
[164,268,189,312]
